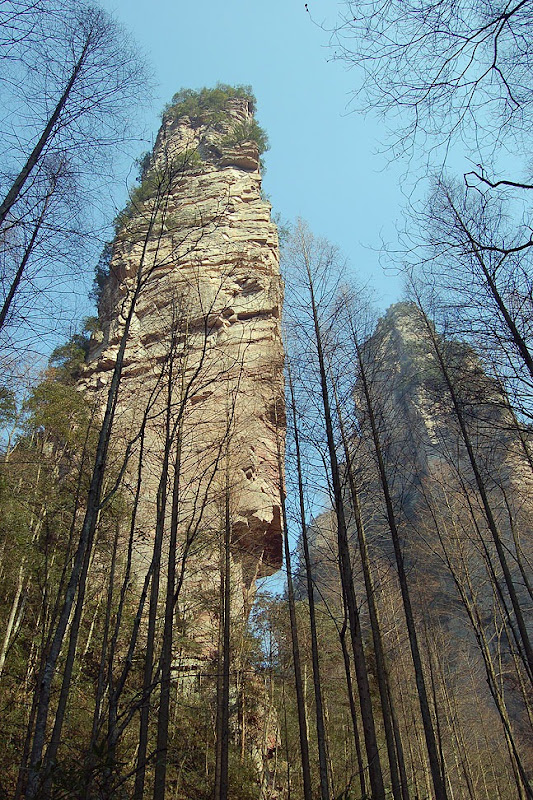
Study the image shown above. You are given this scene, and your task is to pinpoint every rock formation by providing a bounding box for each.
[305,301,533,597]
[301,302,532,770]
[80,89,285,655]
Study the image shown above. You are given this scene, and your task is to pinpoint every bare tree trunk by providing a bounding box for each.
[274,409,313,800]
[219,465,232,800]
[153,421,182,800]
[24,180,167,800]
[435,500,532,798]
[105,357,170,783]
[0,183,53,332]
[338,604,366,800]
[42,518,100,790]
[281,678,292,800]
[418,303,533,681]
[355,341,448,800]
[302,257,385,800]
[445,190,533,382]
[134,356,175,800]
[87,522,120,764]
[434,638,477,800]
[0,36,91,227]
[0,562,25,677]
[500,487,533,603]
[333,381,407,800]
[287,364,330,800]
[214,527,225,800]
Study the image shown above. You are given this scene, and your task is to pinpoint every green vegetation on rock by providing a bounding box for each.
[164,83,256,120]
[221,118,269,155]
[164,83,269,155]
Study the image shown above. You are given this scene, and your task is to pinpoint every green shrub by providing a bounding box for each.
[164,84,269,156]
[164,83,256,122]
[221,118,269,155]
[90,242,112,310]
[48,317,97,382]
[135,150,152,181]
[114,149,202,232]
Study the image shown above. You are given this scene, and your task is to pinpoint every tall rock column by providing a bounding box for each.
[81,89,284,652]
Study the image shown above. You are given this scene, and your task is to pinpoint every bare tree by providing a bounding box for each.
[0,1,147,358]
[286,360,331,800]
[401,179,533,434]
[411,298,533,682]
[352,320,449,800]
[328,0,533,404]
[330,0,533,162]
[330,356,409,800]
[283,219,386,800]
[274,384,314,800]
[23,149,208,799]
[417,468,533,799]
[0,1,145,227]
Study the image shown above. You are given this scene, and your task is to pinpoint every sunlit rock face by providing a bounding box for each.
[81,93,284,651]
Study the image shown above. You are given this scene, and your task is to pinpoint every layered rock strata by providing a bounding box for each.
[81,94,284,653]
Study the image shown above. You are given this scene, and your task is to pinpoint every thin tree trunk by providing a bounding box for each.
[134,357,175,800]
[355,341,448,800]
[24,185,166,799]
[428,484,532,799]
[0,37,91,227]
[0,562,25,677]
[339,602,366,800]
[287,365,330,800]
[219,465,232,800]
[153,419,182,800]
[436,644,477,800]
[0,185,53,331]
[106,376,163,778]
[88,522,120,756]
[500,487,533,602]
[419,304,533,680]
[446,191,533,382]
[333,381,407,800]
[42,518,100,791]
[282,678,292,800]
[302,256,385,800]
[274,410,313,800]
[455,542,531,796]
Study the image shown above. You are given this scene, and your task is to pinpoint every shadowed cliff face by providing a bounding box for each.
[300,303,532,757]
[80,94,284,638]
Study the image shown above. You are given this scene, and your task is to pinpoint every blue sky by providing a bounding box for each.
[100,0,408,310]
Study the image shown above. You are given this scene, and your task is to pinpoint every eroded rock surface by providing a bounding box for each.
[81,95,284,650]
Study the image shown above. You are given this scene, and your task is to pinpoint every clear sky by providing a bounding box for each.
[99,0,408,310]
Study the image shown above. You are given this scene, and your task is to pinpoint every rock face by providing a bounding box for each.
[81,93,284,653]
[305,302,533,600]
[302,302,532,760]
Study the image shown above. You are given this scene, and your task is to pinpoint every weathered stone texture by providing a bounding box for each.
[81,96,284,645]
